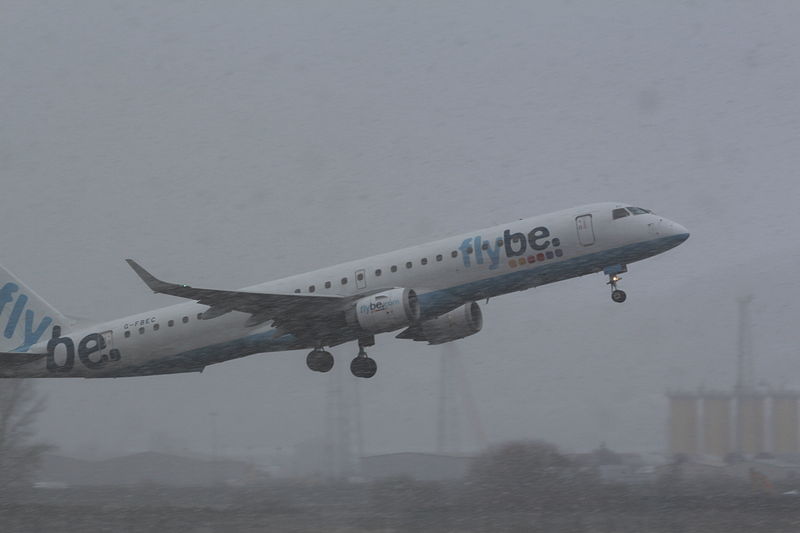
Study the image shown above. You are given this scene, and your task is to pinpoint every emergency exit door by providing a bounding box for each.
[100,330,121,362]
[575,214,595,246]
[355,269,367,289]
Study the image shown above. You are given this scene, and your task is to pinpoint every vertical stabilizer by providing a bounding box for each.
[0,264,71,352]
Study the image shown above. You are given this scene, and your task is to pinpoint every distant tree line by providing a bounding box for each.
[0,380,50,494]
[3,437,800,532]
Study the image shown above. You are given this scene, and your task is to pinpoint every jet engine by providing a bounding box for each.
[396,301,483,345]
[347,288,420,334]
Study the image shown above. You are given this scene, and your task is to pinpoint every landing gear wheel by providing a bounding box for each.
[350,353,377,378]
[605,266,628,304]
[306,349,334,372]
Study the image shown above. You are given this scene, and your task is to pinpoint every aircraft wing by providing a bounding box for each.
[125,259,350,332]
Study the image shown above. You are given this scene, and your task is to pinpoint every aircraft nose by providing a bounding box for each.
[661,219,690,241]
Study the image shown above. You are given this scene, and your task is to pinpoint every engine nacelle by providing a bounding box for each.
[397,302,483,345]
[349,288,420,334]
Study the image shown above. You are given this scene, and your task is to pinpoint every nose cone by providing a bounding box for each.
[662,219,690,242]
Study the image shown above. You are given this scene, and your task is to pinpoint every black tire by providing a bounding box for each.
[611,289,627,303]
[317,351,334,373]
[351,356,377,378]
[362,357,377,378]
[306,351,320,371]
[307,350,334,372]
[350,357,364,376]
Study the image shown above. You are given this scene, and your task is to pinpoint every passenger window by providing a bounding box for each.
[357,272,364,281]
[481,242,489,250]
[308,285,315,293]
[612,208,629,220]
[496,238,503,247]
[168,320,174,327]
[294,289,300,293]
[421,258,428,265]
[341,277,348,285]
[451,251,458,258]
[154,324,160,331]
[375,269,382,276]
[124,330,131,338]
[138,327,145,335]
[391,265,397,273]
[325,281,331,289]
[436,254,443,262]
[466,247,473,254]
[406,261,412,269]
[182,316,189,324]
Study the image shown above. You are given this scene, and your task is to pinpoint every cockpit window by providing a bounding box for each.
[612,208,629,220]
[626,206,651,215]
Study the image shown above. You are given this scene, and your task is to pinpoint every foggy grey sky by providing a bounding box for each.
[1,1,799,460]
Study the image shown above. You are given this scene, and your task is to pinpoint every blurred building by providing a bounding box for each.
[668,393,699,455]
[737,392,766,454]
[702,393,732,457]
[668,390,800,457]
[772,392,800,454]
[667,297,800,458]
[36,452,262,487]
[360,452,471,481]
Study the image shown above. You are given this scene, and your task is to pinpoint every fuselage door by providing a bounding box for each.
[100,330,121,362]
[575,214,595,246]
[355,269,367,289]
[100,330,113,350]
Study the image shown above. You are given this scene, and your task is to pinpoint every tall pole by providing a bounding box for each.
[437,344,486,454]
[353,378,364,475]
[735,295,760,455]
[736,295,754,393]
[436,347,448,454]
[209,411,219,483]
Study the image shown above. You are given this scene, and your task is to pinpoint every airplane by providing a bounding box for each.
[0,202,688,379]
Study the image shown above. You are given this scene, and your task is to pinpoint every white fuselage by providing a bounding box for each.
[7,202,689,378]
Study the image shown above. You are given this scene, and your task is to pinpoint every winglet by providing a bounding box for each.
[126,259,181,294]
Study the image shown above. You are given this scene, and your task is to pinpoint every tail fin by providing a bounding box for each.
[0,264,72,352]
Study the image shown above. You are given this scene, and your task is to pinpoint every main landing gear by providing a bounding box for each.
[306,337,378,378]
[350,337,377,379]
[604,264,628,303]
[306,348,334,373]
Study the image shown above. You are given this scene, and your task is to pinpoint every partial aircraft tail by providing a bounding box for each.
[0,264,72,352]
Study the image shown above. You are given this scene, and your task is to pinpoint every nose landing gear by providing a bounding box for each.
[611,285,627,303]
[604,264,628,303]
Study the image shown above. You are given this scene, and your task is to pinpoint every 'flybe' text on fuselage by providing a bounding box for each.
[47,333,122,373]
[459,226,561,270]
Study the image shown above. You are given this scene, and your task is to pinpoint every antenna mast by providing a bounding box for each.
[736,295,754,392]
